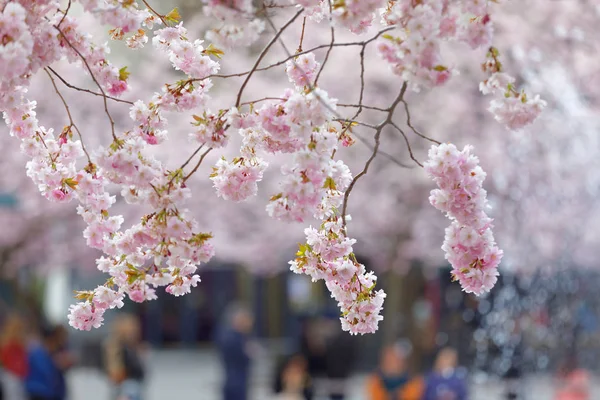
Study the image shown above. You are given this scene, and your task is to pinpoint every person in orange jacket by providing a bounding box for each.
[554,355,589,400]
[366,343,424,400]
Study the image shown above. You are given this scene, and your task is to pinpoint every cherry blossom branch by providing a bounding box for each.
[235,8,304,107]
[223,28,395,83]
[57,0,72,28]
[401,99,441,145]
[47,67,134,106]
[297,16,307,53]
[140,0,168,26]
[314,0,335,85]
[341,82,408,228]
[183,148,213,183]
[43,68,92,164]
[390,121,423,168]
[53,24,118,141]
[337,104,388,112]
[352,131,412,169]
[239,97,286,107]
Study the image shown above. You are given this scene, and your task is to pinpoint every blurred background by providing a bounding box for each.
[1,0,600,399]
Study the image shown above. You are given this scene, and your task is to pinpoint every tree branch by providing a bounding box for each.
[341,82,409,228]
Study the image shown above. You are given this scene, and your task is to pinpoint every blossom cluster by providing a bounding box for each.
[77,0,158,49]
[214,51,383,332]
[425,143,503,295]
[202,0,265,48]
[1,1,224,330]
[480,47,547,130]
[0,0,545,334]
[291,216,386,334]
[374,0,544,129]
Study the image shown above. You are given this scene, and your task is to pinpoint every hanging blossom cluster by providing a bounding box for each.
[425,144,503,295]
[292,217,386,334]
[375,0,546,129]
[0,0,547,333]
[209,52,385,334]
[480,47,547,130]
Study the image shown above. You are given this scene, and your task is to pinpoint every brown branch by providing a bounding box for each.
[141,0,168,26]
[235,8,304,107]
[341,82,408,228]
[390,121,423,168]
[53,24,119,141]
[352,131,412,169]
[57,0,72,28]
[44,68,92,164]
[297,17,307,53]
[47,67,134,105]
[401,99,441,145]
[183,148,213,182]
[239,97,286,107]
[337,104,388,112]
[314,0,335,86]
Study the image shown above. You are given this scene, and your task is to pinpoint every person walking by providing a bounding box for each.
[24,325,70,400]
[0,314,28,400]
[554,355,589,400]
[215,304,254,400]
[422,347,467,400]
[104,314,146,400]
[273,354,311,400]
[366,343,423,400]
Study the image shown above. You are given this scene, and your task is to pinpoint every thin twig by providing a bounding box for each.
[183,148,213,182]
[297,17,307,53]
[401,99,441,145]
[47,67,134,105]
[53,24,119,141]
[391,121,423,168]
[353,131,412,169]
[240,97,286,107]
[57,0,72,28]
[337,104,388,112]
[314,0,335,85]
[235,8,304,107]
[44,68,92,164]
[141,0,168,26]
[341,83,409,228]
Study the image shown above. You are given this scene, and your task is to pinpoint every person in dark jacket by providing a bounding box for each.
[25,325,70,400]
[423,347,467,400]
[215,304,254,400]
[324,324,357,400]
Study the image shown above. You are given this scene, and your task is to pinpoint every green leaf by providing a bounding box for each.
[119,66,130,82]
[165,8,181,24]
[323,176,337,190]
[269,193,283,202]
[62,177,79,189]
[204,44,225,59]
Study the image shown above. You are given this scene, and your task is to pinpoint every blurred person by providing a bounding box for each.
[422,347,467,400]
[0,314,29,400]
[24,324,72,400]
[51,325,75,400]
[502,322,524,400]
[215,303,254,400]
[104,314,146,400]
[554,355,589,400]
[273,354,311,400]
[299,317,327,400]
[366,343,423,400]
[323,321,357,400]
